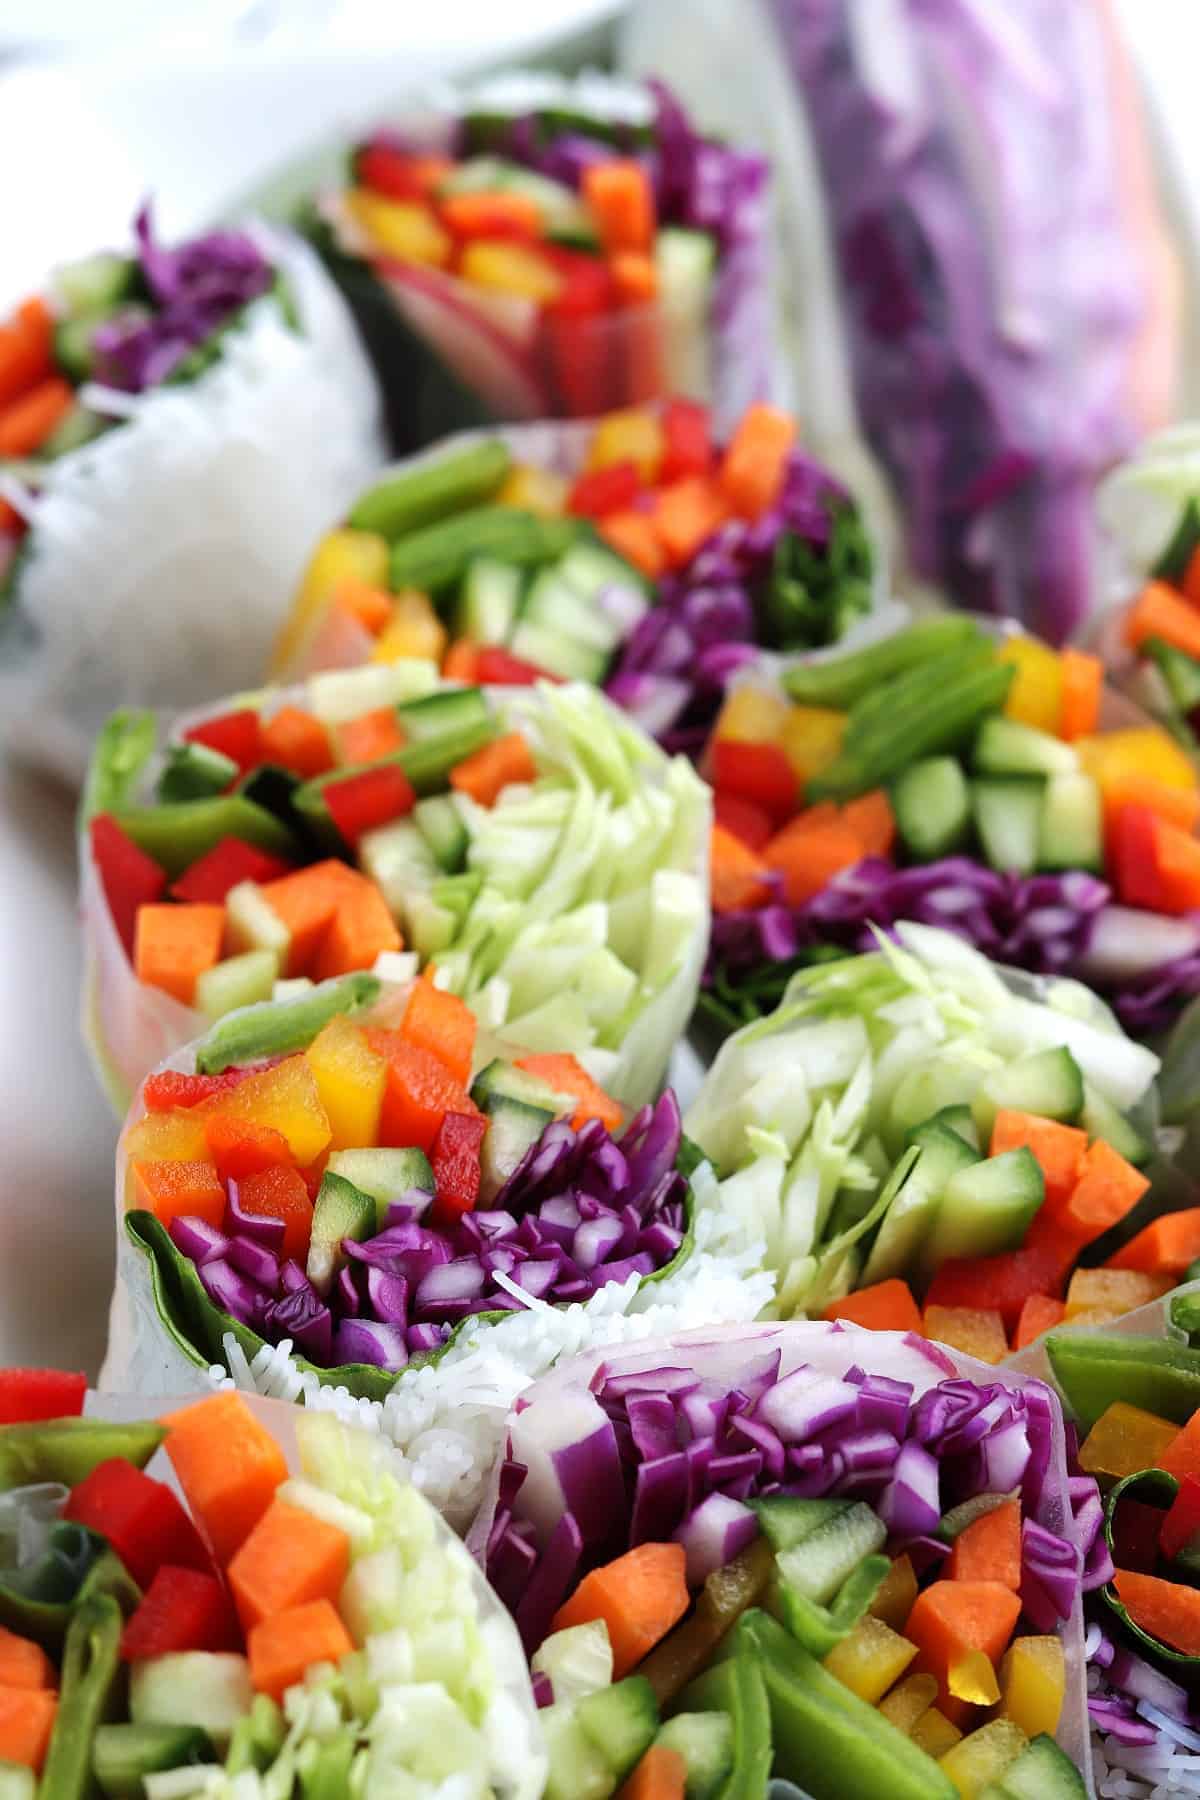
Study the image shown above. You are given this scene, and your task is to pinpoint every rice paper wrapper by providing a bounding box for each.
[0,225,384,787]
[73,1388,545,1799]
[81,674,711,1116]
[468,1318,1093,1787]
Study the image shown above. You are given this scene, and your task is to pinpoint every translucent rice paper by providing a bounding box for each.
[468,1319,1092,1785]
[0,225,384,787]
[80,675,710,1116]
[101,989,775,1529]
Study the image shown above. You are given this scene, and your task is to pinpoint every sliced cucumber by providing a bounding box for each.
[655,226,716,400]
[53,314,98,382]
[575,1678,660,1786]
[510,619,609,684]
[225,880,291,964]
[326,1147,434,1210]
[887,1061,983,1154]
[414,794,469,872]
[1079,1080,1150,1167]
[358,818,438,923]
[776,1501,887,1605]
[471,1057,572,1113]
[971,776,1043,875]
[979,1732,1088,1800]
[93,1722,215,1800]
[53,250,138,315]
[128,1654,253,1755]
[861,1122,979,1285]
[916,1104,980,1153]
[307,1172,375,1293]
[972,716,1078,778]
[1146,636,1200,718]
[917,1147,1045,1279]
[157,741,240,804]
[654,1713,733,1800]
[891,757,971,860]
[195,948,278,1023]
[750,1496,853,1554]
[396,685,491,743]
[558,540,649,600]
[975,1046,1084,1137]
[522,567,622,653]
[457,557,523,646]
[1037,771,1103,873]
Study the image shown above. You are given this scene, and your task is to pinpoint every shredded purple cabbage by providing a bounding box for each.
[93,205,273,393]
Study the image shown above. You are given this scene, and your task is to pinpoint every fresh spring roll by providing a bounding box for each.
[101,971,774,1527]
[80,668,710,1114]
[272,398,883,758]
[300,71,773,453]
[0,1374,544,1799]
[685,919,1164,1359]
[0,210,383,786]
[468,1320,1091,1798]
[699,611,1200,1043]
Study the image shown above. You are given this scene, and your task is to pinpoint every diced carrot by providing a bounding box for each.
[1185,545,1200,609]
[1151,814,1200,915]
[443,639,482,682]
[1160,1411,1200,1484]
[0,296,53,409]
[134,903,225,1006]
[259,706,334,778]
[719,404,797,520]
[238,1165,314,1264]
[1125,580,1200,661]
[366,1032,481,1154]
[0,376,74,456]
[652,477,729,568]
[1107,1208,1200,1276]
[841,789,896,858]
[161,1391,289,1566]
[516,1053,623,1133]
[922,1306,1009,1366]
[598,510,668,580]
[336,707,406,767]
[399,971,478,1087]
[0,1687,57,1772]
[946,1499,1021,1591]
[0,1626,54,1691]
[259,861,362,976]
[311,877,401,980]
[204,1115,294,1182]
[551,1543,689,1680]
[1101,773,1200,835]
[333,578,394,634]
[990,1111,1087,1209]
[905,1580,1022,1724]
[714,793,773,851]
[1057,1138,1150,1238]
[1057,649,1103,741]
[228,1497,350,1631]
[1113,1569,1200,1657]
[248,1597,354,1703]
[582,161,656,256]
[822,1279,922,1335]
[130,1159,226,1231]
[764,817,864,908]
[440,190,542,240]
[616,1744,687,1800]
[1013,1294,1066,1351]
[710,823,773,913]
[610,251,659,305]
[450,732,537,807]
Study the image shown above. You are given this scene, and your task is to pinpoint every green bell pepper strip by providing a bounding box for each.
[0,1528,139,1650]
[1170,1291,1200,1340]
[1099,1466,1200,1668]
[678,1617,773,1800]
[80,710,157,829]
[0,1418,166,1492]
[38,1592,125,1800]
[1045,1332,1200,1433]
[771,1555,891,1659]
[112,795,298,878]
[743,1609,957,1800]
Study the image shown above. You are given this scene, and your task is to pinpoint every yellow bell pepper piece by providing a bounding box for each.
[868,1555,918,1634]
[197,1055,332,1167]
[123,1111,210,1204]
[822,1615,917,1704]
[922,1306,1008,1365]
[1078,1400,1179,1483]
[714,685,792,745]
[1064,1267,1173,1319]
[780,705,848,786]
[272,528,390,677]
[1076,727,1198,794]
[459,241,562,303]
[586,408,664,482]
[878,1672,938,1735]
[495,464,569,518]
[344,189,451,266]
[998,1635,1065,1738]
[997,636,1063,736]
[947,1651,1000,1709]
[304,1017,385,1151]
[911,1708,962,1759]
[370,590,448,667]
[939,1720,1028,1798]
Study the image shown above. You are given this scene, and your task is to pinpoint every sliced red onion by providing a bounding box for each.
[893,1534,951,1578]
[226,1235,281,1291]
[877,1441,941,1538]
[1019,1517,1081,1629]
[978,1419,1032,1494]
[407,1321,447,1355]
[599,1365,702,1402]
[459,1210,520,1245]
[573,1215,626,1270]
[706,1450,763,1500]
[514,1510,584,1655]
[199,1258,268,1327]
[784,1443,845,1498]
[335,1265,361,1317]
[625,1394,678,1464]
[630,1451,690,1547]
[536,1196,582,1249]
[757,1372,858,1443]
[728,1414,785,1482]
[507,1260,560,1302]
[169,1216,229,1267]
[226,1182,287,1250]
[1087,1699,1157,1746]
[263,1290,332,1365]
[488,1523,539,1616]
[674,1492,758,1587]
[414,1257,487,1313]
[332,1317,408,1371]
[855,1375,913,1439]
[280,1259,314,1296]
[840,1428,900,1479]
[680,1385,733,1444]
[638,1221,684,1263]
[591,1253,654,1290]
[1105,1645,1191,1718]
[509,1388,627,1547]
[364,1268,409,1327]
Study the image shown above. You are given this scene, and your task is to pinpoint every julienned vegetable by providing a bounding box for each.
[701,615,1200,1039]
[80,670,710,1113]
[0,1384,544,1799]
[306,72,771,447]
[471,1321,1089,1799]
[685,921,1162,1355]
[0,211,381,785]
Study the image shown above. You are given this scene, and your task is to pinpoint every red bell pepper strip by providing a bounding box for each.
[567,460,642,519]
[89,815,167,959]
[430,1111,487,1230]
[659,399,712,482]
[1162,1474,1200,1563]
[475,646,563,687]
[0,1369,87,1424]
[713,792,773,852]
[64,1459,211,1589]
[324,764,416,848]
[141,1063,280,1112]
[711,739,798,825]
[1110,805,1168,912]
[183,710,263,775]
[542,250,618,419]
[121,1565,238,1660]
[356,144,452,202]
[171,837,293,906]
[924,1245,1068,1333]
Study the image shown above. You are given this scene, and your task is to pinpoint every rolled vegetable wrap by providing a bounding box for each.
[301,71,772,452]
[80,668,710,1113]
[101,972,773,1526]
[470,1320,1090,1798]
[685,919,1164,1358]
[0,1377,544,1798]
[699,611,1200,1043]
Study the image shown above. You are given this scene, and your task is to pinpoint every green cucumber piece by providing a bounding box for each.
[917,1147,1045,1280]
[974,1046,1084,1135]
[414,794,469,872]
[1147,636,1200,717]
[1079,1081,1150,1167]
[575,1678,660,1785]
[128,1652,252,1754]
[1037,771,1103,873]
[521,567,622,652]
[891,756,971,860]
[654,1713,733,1800]
[509,619,608,683]
[92,1722,215,1799]
[541,1705,613,1800]
[887,1062,984,1154]
[775,1502,886,1605]
[326,1148,434,1209]
[395,685,490,743]
[979,1732,1087,1799]
[860,1123,979,1285]
[307,1173,375,1294]
[679,1637,772,1800]
[655,226,717,400]
[156,742,240,804]
[389,507,582,593]
[348,439,510,538]
[911,1104,979,1153]
[971,776,1043,875]
[53,250,138,316]
[195,949,278,1023]
[0,1766,33,1800]
[478,1095,555,1203]
[193,971,380,1074]
[53,315,98,382]
[558,540,648,599]
[972,716,1078,778]
[457,557,523,645]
